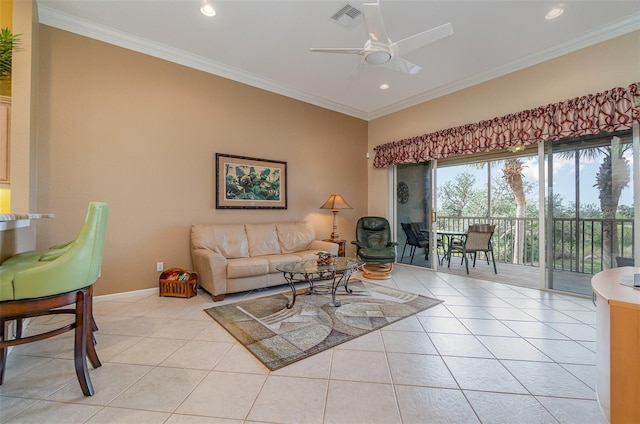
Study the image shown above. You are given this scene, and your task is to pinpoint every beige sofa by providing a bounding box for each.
[190,222,338,301]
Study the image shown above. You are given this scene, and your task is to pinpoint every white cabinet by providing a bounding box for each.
[592,268,640,424]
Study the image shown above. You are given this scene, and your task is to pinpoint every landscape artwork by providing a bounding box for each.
[216,153,287,209]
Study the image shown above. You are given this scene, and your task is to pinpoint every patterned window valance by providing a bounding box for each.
[373,82,640,168]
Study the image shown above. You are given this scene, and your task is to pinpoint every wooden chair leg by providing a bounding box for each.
[74,289,94,397]
[15,318,23,339]
[86,288,101,370]
[0,318,6,385]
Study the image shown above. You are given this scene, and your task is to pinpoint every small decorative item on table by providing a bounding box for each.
[316,251,336,265]
[159,267,198,298]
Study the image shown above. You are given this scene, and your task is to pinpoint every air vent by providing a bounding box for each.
[331,4,363,29]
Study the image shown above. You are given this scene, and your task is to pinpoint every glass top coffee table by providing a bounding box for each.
[276,257,362,308]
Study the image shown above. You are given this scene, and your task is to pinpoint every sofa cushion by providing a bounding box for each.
[226,257,269,279]
[263,254,304,273]
[197,224,249,259]
[277,222,315,254]
[246,224,281,257]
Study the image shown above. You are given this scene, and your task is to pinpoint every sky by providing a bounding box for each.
[437,149,635,211]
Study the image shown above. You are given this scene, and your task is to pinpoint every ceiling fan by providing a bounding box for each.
[310,1,453,75]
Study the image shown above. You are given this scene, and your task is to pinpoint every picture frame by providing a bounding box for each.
[216,153,287,209]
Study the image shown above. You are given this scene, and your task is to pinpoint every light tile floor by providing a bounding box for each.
[0,265,607,423]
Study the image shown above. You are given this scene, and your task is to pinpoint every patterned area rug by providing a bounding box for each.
[204,280,442,371]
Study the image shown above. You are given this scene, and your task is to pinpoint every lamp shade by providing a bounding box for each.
[319,194,352,211]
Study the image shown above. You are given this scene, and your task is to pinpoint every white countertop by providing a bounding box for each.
[0,213,55,222]
[591,266,640,306]
[0,213,55,231]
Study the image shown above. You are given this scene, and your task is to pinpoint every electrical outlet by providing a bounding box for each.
[156,262,164,272]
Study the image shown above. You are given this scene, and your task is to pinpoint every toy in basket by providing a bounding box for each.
[159,267,198,298]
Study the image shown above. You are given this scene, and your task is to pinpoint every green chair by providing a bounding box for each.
[352,216,397,279]
[0,202,109,396]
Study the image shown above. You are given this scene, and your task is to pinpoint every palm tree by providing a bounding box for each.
[558,138,631,270]
[595,142,631,269]
[462,159,528,264]
[502,158,526,264]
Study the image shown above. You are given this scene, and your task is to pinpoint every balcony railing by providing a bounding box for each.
[437,216,635,274]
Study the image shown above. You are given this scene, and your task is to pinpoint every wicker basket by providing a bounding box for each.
[159,267,198,298]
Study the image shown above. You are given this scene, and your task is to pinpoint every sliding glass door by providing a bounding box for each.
[546,130,636,295]
[392,125,638,297]
[395,162,437,268]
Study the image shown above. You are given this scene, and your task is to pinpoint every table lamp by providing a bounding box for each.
[320,194,352,241]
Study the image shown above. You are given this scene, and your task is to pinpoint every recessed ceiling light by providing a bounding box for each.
[200,2,216,17]
[545,7,564,20]
[379,83,390,90]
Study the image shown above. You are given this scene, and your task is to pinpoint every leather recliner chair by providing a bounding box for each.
[352,216,397,279]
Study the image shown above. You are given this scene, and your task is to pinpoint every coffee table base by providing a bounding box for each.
[282,268,357,308]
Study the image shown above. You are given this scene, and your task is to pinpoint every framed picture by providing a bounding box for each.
[216,153,287,209]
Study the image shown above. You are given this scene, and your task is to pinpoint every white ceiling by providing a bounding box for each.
[37,1,640,120]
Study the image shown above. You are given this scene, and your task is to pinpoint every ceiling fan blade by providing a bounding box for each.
[394,23,453,56]
[361,2,391,43]
[309,48,363,54]
[385,57,422,75]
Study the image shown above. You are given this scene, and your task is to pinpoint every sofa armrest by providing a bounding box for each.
[309,240,339,256]
[191,248,228,298]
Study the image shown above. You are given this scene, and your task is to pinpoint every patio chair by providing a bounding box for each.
[448,224,497,274]
[411,222,444,264]
[400,223,428,264]
[615,256,634,267]
[0,202,109,396]
[352,216,397,279]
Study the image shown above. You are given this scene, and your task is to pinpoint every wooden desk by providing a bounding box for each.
[591,267,640,423]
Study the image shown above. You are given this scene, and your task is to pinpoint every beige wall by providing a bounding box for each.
[36,26,368,295]
[367,31,640,216]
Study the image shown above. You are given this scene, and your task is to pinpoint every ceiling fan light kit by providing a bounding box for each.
[310,0,453,74]
[364,50,392,65]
